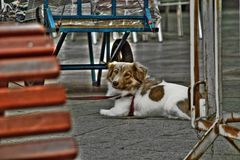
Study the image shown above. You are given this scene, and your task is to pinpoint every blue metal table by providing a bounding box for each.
[44,0,159,85]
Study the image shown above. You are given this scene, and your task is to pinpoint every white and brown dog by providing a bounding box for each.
[100,62,191,120]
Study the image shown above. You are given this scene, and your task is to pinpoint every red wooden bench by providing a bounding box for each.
[0,23,78,160]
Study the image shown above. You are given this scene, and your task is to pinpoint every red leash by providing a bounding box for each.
[68,95,135,117]
[67,95,119,100]
[128,96,135,116]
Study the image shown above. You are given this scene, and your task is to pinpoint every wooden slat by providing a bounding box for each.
[0,85,66,111]
[0,23,45,37]
[0,36,54,58]
[0,111,71,137]
[0,82,8,88]
[0,138,77,160]
[0,56,60,82]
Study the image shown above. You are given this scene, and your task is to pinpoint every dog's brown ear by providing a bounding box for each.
[133,62,147,82]
[107,62,115,79]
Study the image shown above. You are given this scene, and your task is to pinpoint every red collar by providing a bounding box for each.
[115,94,135,116]
[128,96,135,116]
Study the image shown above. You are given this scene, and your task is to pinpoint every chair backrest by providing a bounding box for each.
[0,23,78,160]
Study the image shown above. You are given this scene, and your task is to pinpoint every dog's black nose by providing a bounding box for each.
[113,81,119,87]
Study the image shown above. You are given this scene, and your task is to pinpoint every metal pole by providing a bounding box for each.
[110,32,130,62]
[214,0,222,119]
[77,0,82,16]
[54,32,67,56]
[190,0,195,128]
[96,33,107,86]
[184,120,219,160]
[87,32,96,85]
[0,0,4,10]
[203,0,215,115]
[177,1,183,36]
[106,32,110,62]
[190,0,200,128]
[112,0,116,16]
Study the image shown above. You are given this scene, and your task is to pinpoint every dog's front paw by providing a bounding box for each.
[100,109,111,116]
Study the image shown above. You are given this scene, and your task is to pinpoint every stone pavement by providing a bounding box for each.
[1,4,240,159]
[64,97,240,160]
[56,11,240,157]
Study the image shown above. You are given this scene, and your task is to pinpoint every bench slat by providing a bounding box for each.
[0,111,71,137]
[0,138,77,160]
[0,23,45,37]
[0,56,60,82]
[0,36,54,58]
[0,85,66,111]
[0,82,8,88]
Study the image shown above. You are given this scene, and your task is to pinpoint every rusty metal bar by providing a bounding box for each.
[219,124,240,140]
[223,112,240,123]
[214,0,221,119]
[190,0,195,128]
[193,81,207,118]
[193,81,206,106]
[0,137,77,160]
[0,23,45,37]
[190,0,200,128]
[193,0,200,120]
[0,36,54,58]
[0,111,71,137]
[184,121,219,160]
[0,85,66,111]
[0,56,60,82]
[196,119,214,131]
[224,137,240,153]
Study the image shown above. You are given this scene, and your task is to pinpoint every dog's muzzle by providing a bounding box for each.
[112,81,119,87]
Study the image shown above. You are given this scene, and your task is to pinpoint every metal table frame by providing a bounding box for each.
[44,0,158,85]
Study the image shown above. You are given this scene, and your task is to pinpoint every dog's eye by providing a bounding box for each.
[124,72,131,78]
[113,69,119,74]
